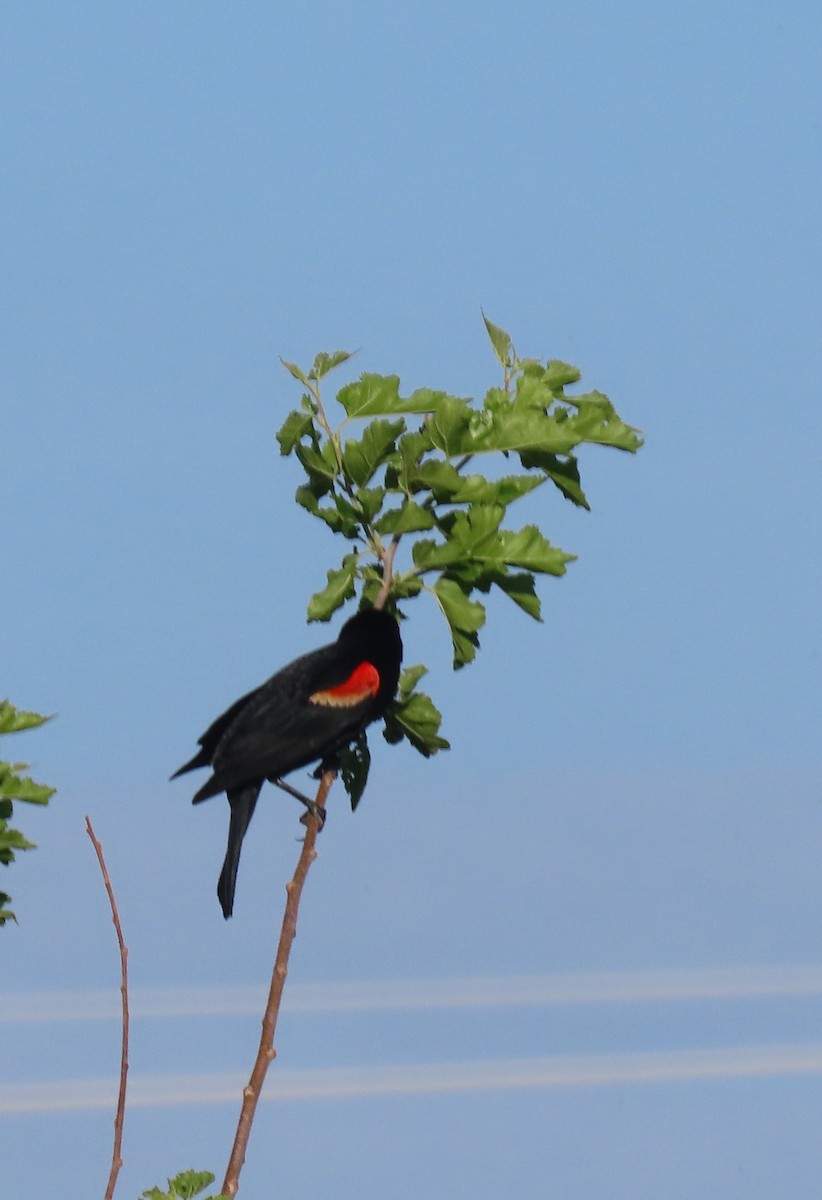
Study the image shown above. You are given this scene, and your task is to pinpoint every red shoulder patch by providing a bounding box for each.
[309,661,380,708]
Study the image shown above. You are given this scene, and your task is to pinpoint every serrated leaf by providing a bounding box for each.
[397,663,429,697]
[483,386,510,414]
[0,766,55,804]
[337,375,460,419]
[383,689,450,757]
[140,1171,222,1200]
[493,571,542,619]
[403,458,463,500]
[404,387,459,412]
[374,502,436,535]
[411,536,460,572]
[295,485,346,534]
[339,732,371,811]
[495,525,573,576]
[280,358,310,386]
[0,827,36,853]
[308,555,358,621]
[518,449,590,509]
[388,574,424,600]
[427,396,473,457]
[310,349,354,380]
[389,429,437,493]
[332,494,363,538]
[412,506,505,572]
[277,409,315,456]
[294,473,333,509]
[295,439,339,482]
[343,418,405,487]
[336,374,403,417]
[432,576,486,668]
[569,391,644,452]
[482,312,513,366]
[0,702,52,735]
[469,401,580,457]
[355,486,386,522]
[541,359,582,391]
[450,473,545,506]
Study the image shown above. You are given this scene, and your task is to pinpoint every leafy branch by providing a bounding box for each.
[0,700,55,925]
[277,315,642,803]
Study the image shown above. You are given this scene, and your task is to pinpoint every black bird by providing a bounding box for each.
[172,608,402,918]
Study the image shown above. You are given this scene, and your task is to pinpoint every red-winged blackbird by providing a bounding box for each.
[172,608,402,918]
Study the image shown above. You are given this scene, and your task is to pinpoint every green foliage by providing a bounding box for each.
[140,1170,228,1200]
[383,666,450,757]
[276,317,641,805]
[0,700,55,926]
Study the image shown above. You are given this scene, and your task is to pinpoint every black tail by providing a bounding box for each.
[170,746,211,780]
[217,784,262,919]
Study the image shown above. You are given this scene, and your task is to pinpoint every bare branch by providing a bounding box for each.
[85,816,129,1200]
[221,769,336,1198]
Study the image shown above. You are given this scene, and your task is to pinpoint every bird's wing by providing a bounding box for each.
[208,648,377,790]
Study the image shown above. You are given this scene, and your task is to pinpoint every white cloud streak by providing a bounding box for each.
[4,964,822,1024]
[5,1042,822,1115]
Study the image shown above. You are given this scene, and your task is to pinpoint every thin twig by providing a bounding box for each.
[374,535,400,610]
[85,816,129,1200]
[221,768,336,1198]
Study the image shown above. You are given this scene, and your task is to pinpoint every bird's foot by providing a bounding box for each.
[273,777,327,830]
[299,801,328,829]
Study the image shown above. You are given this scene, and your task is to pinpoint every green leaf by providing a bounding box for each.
[469,401,580,457]
[495,524,573,576]
[140,1170,225,1200]
[295,485,347,535]
[310,349,354,380]
[0,702,52,735]
[343,418,405,487]
[482,312,513,366]
[374,502,436,535]
[276,409,315,456]
[337,375,456,418]
[413,509,571,580]
[355,486,386,522]
[339,732,371,811]
[427,395,473,458]
[295,439,339,482]
[387,429,440,494]
[483,386,510,414]
[432,576,486,668]
[518,450,590,509]
[397,664,428,697]
[412,505,505,572]
[0,764,55,804]
[493,571,542,620]
[308,554,358,621]
[386,574,424,601]
[541,359,582,391]
[568,390,644,452]
[0,826,37,854]
[450,473,545,506]
[383,667,450,756]
[403,458,463,500]
[280,358,310,386]
[404,387,459,413]
[336,374,403,417]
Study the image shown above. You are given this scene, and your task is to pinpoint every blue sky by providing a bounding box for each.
[2,1,821,1196]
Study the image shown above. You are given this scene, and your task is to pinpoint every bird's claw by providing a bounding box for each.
[299,801,327,829]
